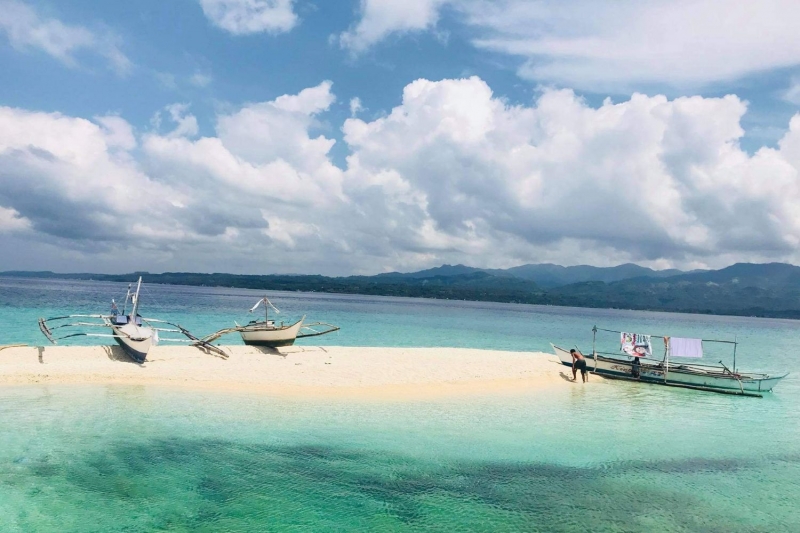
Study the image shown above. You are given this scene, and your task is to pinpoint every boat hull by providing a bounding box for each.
[552,345,785,395]
[111,323,153,363]
[239,318,303,347]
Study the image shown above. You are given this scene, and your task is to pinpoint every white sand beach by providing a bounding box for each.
[0,345,594,399]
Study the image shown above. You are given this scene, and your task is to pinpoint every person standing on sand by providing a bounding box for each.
[570,349,588,382]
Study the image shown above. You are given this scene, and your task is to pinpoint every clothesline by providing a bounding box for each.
[592,326,737,345]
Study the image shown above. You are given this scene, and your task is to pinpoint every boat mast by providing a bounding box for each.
[122,283,132,315]
[733,335,737,372]
[130,277,143,319]
[264,296,269,324]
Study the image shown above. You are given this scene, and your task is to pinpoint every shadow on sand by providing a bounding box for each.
[102,345,142,365]
[559,371,575,383]
[248,346,286,357]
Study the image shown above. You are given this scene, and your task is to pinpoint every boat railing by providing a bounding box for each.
[590,350,771,379]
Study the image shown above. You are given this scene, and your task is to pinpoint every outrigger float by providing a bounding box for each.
[203,296,339,347]
[553,326,787,397]
[38,277,227,363]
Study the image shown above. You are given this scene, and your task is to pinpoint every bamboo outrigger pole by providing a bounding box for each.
[0,344,26,351]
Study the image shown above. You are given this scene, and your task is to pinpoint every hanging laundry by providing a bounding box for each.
[669,337,703,358]
[621,332,652,357]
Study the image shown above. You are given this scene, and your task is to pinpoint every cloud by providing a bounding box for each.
[140,81,346,267]
[349,97,363,117]
[161,104,200,138]
[339,0,450,53]
[199,0,298,35]
[0,0,131,75]
[0,205,30,233]
[784,77,800,105]
[341,0,800,90]
[342,77,800,267]
[3,77,800,274]
[190,71,213,87]
[95,115,137,150]
[0,107,186,247]
[205,81,337,175]
[467,0,800,89]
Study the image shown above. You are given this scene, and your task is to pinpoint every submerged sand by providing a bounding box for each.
[0,345,594,399]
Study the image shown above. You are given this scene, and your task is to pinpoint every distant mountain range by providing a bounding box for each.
[3,262,800,318]
[375,262,692,288]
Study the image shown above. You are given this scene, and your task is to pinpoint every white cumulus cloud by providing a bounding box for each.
[342,76,800,267]
[339,0,450,53]
[199,0,298,35]
[162,104,200,139]
[3,77,800,274]
[0,107,187,248]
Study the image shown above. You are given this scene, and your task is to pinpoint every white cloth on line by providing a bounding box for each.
[621,332,652,357]
[669,337,703,358]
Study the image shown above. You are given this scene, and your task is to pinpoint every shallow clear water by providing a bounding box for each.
[2,384,799,532]
[1,277,799,531]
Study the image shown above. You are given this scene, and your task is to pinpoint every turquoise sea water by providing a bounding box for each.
[1,277,800,531]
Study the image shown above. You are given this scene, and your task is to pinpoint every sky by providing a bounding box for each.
[1,0,799,276]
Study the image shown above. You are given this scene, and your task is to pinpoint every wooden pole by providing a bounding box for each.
[592,326,598,372]
[733,336,737,372]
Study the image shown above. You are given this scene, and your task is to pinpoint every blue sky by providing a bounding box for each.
[0,0,536,159]
[1,0,800,275]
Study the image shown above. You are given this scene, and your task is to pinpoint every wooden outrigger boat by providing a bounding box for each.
[38,277,227,363]
[203,296,339,347]
[553,326,787,397]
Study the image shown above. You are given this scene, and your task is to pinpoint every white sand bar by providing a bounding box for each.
[0,345,593,400]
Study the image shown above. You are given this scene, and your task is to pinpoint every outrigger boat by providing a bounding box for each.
[203,296,339,347]
[38,277,227,363]
[553,326,787,397]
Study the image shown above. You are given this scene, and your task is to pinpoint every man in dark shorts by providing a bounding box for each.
[570,349,588,382]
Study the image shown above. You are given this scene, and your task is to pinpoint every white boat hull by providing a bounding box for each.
[552,345,785,395]
[239,318,304,347]
[111,322,153,363]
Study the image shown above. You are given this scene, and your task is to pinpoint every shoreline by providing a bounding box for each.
[0,345,593,400]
